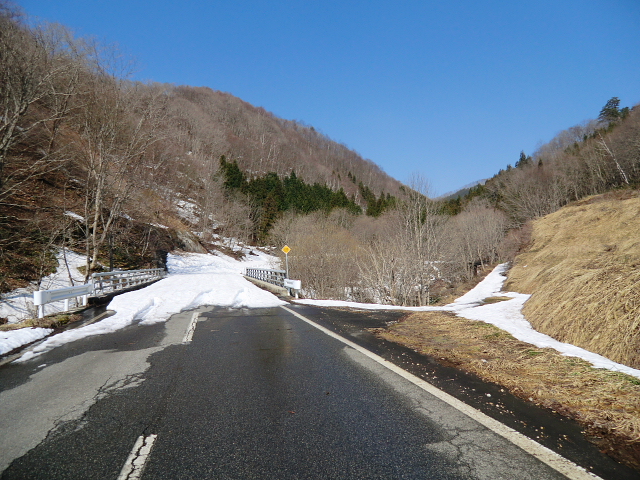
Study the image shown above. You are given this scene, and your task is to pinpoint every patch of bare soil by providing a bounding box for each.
[375,311,640,471]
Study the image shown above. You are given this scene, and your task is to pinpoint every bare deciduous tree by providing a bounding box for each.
[74,51,166,274]
[0,7,82,202]
[443,199,508,280]
[354,175,448,306]
[271,211,362,300]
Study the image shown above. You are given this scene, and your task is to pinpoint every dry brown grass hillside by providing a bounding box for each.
[505,189,640,369]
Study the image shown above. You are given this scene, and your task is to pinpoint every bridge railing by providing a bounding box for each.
[91,268,166,296]
[33,268,166,318]
[245,268,302,297]
[245,268,287,287]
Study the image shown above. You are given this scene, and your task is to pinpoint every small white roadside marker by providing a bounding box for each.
[182,312,199,344]
[118,434,157,480]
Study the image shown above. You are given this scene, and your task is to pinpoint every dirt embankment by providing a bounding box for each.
[505,190,640,369]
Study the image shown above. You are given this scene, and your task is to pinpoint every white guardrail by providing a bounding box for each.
[245,268,287,286]
[33,284,93,319]
[33,268,166,318]
[245,268,301,295]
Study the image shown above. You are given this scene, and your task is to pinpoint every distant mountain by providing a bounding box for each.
[437,180,487,200]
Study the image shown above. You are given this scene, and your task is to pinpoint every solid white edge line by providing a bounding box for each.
[280,305,602,480]
[118,433,158,480]
[182,312,199,344]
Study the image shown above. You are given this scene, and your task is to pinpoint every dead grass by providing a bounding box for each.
[0,313,81,332]
[505,190,640,368]
[377,310,640,469]
[482,296,512,304]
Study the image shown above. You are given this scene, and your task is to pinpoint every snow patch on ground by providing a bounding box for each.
[15,250,285,362]
[449,264,510,308]
[297,263,640,379]
[293,299,441,312]
[0,328,53,356]
[0,250,87,324]
[64,211,85,222]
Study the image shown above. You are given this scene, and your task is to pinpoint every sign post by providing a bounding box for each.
[281,245,291,279]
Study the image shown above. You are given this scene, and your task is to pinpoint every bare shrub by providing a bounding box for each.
[352,176,449,306]
[271,211,362,300]
[442,199,508,280]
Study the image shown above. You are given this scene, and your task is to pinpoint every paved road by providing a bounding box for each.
[0,305,632,479]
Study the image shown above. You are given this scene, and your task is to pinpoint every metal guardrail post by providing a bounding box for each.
[34,283,95,318]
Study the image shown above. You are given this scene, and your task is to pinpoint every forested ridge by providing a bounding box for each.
[443,96,639,223]
[1,1,639,312]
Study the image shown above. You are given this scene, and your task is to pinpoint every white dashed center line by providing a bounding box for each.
[118,434,157,480]
[182,312,199,344]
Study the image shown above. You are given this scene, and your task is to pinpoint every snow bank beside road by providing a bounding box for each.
[8,252,640,382]
[297,263,640,380]
[14,250,284,362]
[0,328,53,356]
[166,250,279,276]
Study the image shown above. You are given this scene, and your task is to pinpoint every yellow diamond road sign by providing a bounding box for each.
[282,245,291,254]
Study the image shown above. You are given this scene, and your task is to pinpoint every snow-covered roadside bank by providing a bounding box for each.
[0,328,53,356]
[0,250,87,324]
[2,250,285,361]
[296,264,640,380]
[0,250,88,356]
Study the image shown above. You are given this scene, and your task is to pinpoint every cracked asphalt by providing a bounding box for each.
[0,305,630,479]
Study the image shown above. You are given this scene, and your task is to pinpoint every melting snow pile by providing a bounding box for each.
[9,249,284,361]
[6,253,640,381]
[0,249,89,356]
[296,264,640,380]
[0,328,53,356]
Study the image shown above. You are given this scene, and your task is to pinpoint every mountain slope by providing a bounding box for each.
[164,86,404,199]
[505,190,640,368]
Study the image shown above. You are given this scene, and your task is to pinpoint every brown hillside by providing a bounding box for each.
[505,190,640,368]
[165,86,404,198]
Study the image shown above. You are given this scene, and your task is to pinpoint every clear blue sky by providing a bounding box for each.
[18,0,640,195]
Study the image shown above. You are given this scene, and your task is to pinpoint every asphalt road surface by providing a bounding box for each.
[0,305,634,479]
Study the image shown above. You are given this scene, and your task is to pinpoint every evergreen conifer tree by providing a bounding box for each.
[515,151,532,168]
[598,97,621,123]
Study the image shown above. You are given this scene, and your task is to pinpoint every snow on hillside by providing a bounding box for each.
[175,198,199,225]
